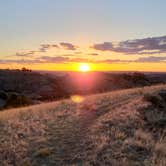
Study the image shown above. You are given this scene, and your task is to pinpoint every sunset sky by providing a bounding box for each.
[0,0,166,71]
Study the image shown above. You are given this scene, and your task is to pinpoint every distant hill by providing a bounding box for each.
[0,69,166,109]
[0,69,66,109]
[0,84,165,165]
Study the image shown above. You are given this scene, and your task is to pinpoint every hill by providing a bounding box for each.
[1,69,166,110]
[0,84,166,165]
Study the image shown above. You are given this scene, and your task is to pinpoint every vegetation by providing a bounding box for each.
[0,69,166,110]
[0,84,165,165]
[4,93,31,109]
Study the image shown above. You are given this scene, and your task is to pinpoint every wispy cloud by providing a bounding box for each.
[0,56,91,64]
[3,35,166,66]
[39,44,59,52]
[135,56,166,62]
[60,42,77,50]
[38,56,91,63]
[13,44,59,57]
[98,59,132,63]
[39,56,70,63]
[88,53,99,56]
[0,59,42,64]
[99,56,166,63]
[1,55,166,65]
[15,52,34,57]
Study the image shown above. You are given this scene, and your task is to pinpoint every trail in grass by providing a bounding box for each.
[30,91,140,165]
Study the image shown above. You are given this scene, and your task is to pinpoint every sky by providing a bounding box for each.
[0,0,166,71]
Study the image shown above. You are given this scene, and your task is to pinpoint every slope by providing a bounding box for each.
[0,84,166,166]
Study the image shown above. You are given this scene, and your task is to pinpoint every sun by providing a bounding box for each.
[79,63,90,72]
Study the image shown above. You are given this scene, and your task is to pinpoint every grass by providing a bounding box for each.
[0,84,166,165]
[34,148,52,157]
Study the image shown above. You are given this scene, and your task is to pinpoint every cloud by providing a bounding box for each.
[88,53,99,56]
[0,59,42,64]
[60,42,77,50]
[0,56,69,64]
[135,56,166,63]
[1,55,166,65]
[36,43,77,52]
[39,44,59,52]
[93,56,166,63]
[92,42,114,51]
[97,59,132,63]
[15,42,75,55]
[61,54,77,57]
[15,51,36,57]
[92,36,166,55]
[14,44,59,57]
[38,56,92,63]
[0,55,92,64]
[39,56,69,63]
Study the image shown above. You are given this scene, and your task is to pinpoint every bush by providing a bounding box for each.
[158,90,166,102]
[0,91,8,100]
[142,92,166,128]
[143,93,165,109]
[5,93,31,108]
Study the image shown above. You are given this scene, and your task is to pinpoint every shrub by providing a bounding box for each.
[142,92,166,128]
[5,93,31,108]
[0,91,8,100]
[143,93,165,109]
[158,90,166,102]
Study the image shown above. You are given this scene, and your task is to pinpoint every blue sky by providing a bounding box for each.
[0,0,166,71]
[1,0,166,44]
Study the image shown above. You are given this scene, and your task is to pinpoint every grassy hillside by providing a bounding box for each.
[0,84,166,166]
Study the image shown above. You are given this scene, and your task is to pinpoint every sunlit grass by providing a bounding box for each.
[0,84,166,165]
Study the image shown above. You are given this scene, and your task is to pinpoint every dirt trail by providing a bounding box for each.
[30,90,141,165]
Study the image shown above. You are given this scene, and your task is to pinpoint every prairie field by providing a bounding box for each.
[0,84,166,166]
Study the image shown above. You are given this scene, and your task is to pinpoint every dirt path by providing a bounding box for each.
[30,91,141,165]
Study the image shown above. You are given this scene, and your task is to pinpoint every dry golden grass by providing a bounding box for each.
[0,84,166,166]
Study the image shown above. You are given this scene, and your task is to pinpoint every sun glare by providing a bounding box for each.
[79,63,90,72]
[71,95,84,103]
